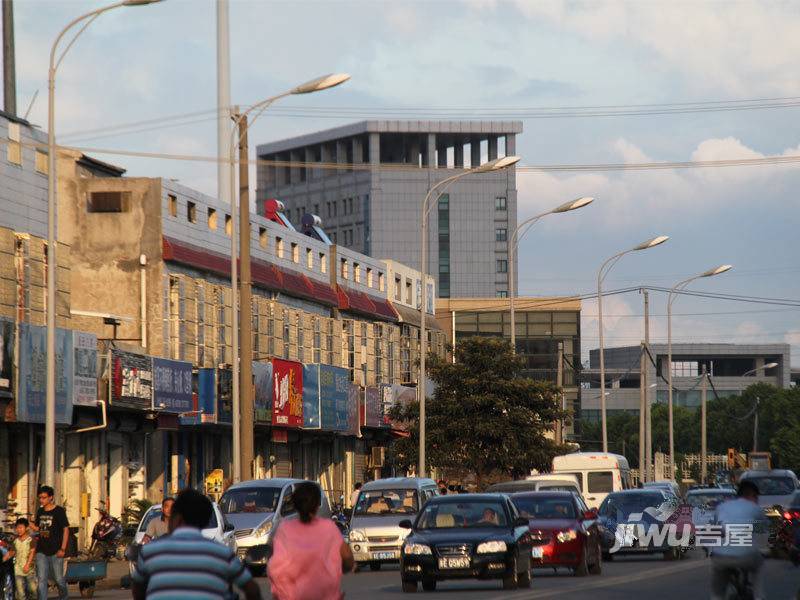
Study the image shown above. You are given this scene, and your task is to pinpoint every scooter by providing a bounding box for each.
[87,509,123,560]
[331,495,349,538]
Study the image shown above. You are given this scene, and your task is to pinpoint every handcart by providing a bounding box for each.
[65,559,107,598]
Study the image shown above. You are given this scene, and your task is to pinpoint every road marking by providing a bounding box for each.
[489,559,709,600]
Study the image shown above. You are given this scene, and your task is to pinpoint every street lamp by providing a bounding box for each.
[44,0,162,488]
[666,264,731,479]
[597,235,669,453]
[418,155,521,478]
[508,197,593,351]
[228,73,350,483]
[741,362,778,453]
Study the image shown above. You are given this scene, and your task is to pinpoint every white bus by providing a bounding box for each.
[552,452,632,509]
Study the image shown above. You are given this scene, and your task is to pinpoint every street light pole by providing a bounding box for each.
[597,235,669,453]
[418,155,520,478]
[508,197,593,352]
[228,74,349,482]
[45,0,161,488]
[667,264,731,480]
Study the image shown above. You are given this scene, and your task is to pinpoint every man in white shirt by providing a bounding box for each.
[710,480,768,600]
[350,483,362,510]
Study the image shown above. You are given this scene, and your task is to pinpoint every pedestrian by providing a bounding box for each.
[438,480,448,495]
[5,517,37,600]
[29,485,68,600]
[269,481,355,600]
[132,488,261,600]
[142,497,174,543]
[350,482,362,509]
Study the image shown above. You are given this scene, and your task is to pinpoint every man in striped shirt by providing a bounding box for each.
[132,489,261,600]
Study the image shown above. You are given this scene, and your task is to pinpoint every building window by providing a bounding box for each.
[405,279,412,304]
[313,203,319,216]
[326,202,331,217]
[438,194,450,297]
[291,242,299,263]
[495,196,507,211]
[88,191,129,213]
[671,361,699,377]
[297,313,304,349]
[225,214,232,236]
[495,228,507,242]
[259,227,268,249]
[168,193,177,217]
[282,310,290,359]
[187,201,197,223]
[340,258,349,279]
[497,290,508,298]
[320,253,327,274]
[333,201,338,217]
[378,272,385,292]
[395,276,402,301]
[7,122,21,166]
[276,237,284,258]
[35,150,48,174]
[354,263,361,283]
[366,268,373,288]
[313,318,321,363]
[306,248,313,269]
[496,259,508,273]
[208,208,218,230]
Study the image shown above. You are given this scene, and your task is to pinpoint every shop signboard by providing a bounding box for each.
[272,358,302,427]
[380,384,416,428]
[347,383,361,437]
[72,332,97,407]
[152,357,193,413]
[0,318,13,399]
[364,385,381,428]
[181,368,217,425]
[302,364,321,429]
[253,361,272,423]
[110,349,152,410]
[217,368,233,425]
[17,323,73,424]
[319,365,349,432]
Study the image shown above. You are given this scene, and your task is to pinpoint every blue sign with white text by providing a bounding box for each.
[152,357,193,413]
[17,323,73,424]
[320,365,350,432]
[302,364,321,429]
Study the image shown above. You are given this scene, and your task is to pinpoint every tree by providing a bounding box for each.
[388,337,568,488]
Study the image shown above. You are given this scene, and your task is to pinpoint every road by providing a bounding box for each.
[87,551,799,599]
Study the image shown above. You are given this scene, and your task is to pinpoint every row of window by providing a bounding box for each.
[6,122,48,174]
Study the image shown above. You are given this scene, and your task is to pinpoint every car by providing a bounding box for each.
[685,488,736,529]
[552,452,632,509]
[487,475,581,495]
[398,494,534,592]
[126,501,235,576]
[510,491,602,576]
[348,477,439,571]
[220,478,330,574]
[643,480,682,500]
[597,489,689,560]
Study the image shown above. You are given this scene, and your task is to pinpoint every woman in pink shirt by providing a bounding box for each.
[269,482,355,600]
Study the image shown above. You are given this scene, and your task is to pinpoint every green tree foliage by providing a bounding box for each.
[388,337,568,488]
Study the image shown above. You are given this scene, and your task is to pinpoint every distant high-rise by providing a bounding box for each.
[256,120,522,299]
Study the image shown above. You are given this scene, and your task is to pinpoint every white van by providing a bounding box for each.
[552,452,632,509]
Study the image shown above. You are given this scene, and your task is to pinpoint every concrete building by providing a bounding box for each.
[256,120,522,299]
[582,343,792,421]
[435,297,581,439]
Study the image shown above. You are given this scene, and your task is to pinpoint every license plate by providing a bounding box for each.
[531,547,544,558]
[438,557,470,569]
[372,551,396,560]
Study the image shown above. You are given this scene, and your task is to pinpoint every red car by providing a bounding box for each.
[510,491,603,576]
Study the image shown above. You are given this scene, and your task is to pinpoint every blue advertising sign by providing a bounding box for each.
[302,364,321,429]
[253,361,272,423]
[181,368,217,425]
[152,357,193,413]
[347,383,361,437]
[17,323,73,424]
[217,368,233,425]
[320,365,350,432]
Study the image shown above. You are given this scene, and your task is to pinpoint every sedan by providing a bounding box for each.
[399,494,533,592]
[510,491,602,576]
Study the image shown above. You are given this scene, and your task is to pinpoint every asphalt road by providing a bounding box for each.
[87,551,800,599]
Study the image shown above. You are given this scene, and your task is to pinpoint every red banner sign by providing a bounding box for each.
[272,358,303,427]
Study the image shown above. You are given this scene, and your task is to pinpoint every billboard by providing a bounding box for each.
[110,349,152,410]
[217,368,233,425]
[181,368,218,425]
[380,384,416,428]
[272,358,303,427]
[0,319,13,399]
[253,361,273,423]
[364,385,382,428]
[302,364,321,429]
[17,323,74,424]
[347,383,361,437]
[72,332,97,407]
[320,365,349,432]
[152,357,193,413]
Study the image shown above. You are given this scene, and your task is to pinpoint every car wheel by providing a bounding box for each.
[517,567,532,589]
[369,561,382,571]
[502,559,519,590]
[573,547,589,577]
[422,578,437,591]
[589,544,602,575]
[402,579,418,593]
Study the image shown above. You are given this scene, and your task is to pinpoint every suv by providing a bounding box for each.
[220,478,330,574]
[349,477,438,570]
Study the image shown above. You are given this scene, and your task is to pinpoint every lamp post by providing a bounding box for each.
[508,197,593,352]
[228,73,349,483]
[666,264,731,480]
[45,0,161,488]
[597,235,669,453]
[418,155,520,478]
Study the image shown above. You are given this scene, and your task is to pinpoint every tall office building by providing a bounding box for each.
[256,120,522,299]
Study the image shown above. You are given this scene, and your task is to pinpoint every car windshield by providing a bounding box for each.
[600,493,665,518]
[538,484,577,491]
[416,501,508,529]
[354,489,418,516]
[220,487,281,514]
[512,496,576,519]
[744,477,795,496]
[140,507,217,530]
[686,493,734,508]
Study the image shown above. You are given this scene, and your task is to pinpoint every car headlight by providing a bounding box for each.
[254,519,273,538]
[349,530,366,542]
[556,529,578,543]
[476,540,507,554]
[403,543,432,555]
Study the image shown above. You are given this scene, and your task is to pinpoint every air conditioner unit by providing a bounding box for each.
[371,446,386,468]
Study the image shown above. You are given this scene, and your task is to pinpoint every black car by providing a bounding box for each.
[398,493,534,593]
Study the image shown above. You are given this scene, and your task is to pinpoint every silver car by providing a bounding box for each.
[220,478,330,574]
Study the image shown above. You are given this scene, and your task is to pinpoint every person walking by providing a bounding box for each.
[349,483,362,509]
[5,517,37,599]
[142,497,174,544]
[269,482,355,600]
[29,485,68,600]
[131,488,260,600]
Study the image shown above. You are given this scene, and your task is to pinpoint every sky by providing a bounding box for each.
[14,0,800,362]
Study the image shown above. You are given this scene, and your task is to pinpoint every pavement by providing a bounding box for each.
[68,550,800,599]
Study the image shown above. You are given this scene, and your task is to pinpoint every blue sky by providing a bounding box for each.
[17,0,800,361]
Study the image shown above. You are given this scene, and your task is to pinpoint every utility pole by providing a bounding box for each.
[238,114,254,480]
[556,341,563,445]
[216,0,231,207]
[643,290,651,483]
[638,340,646,483]
[3,0,16,116]
[753,397,759,453]
[700,364,707,485]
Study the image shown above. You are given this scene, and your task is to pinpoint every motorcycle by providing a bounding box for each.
[331,495,349,539]
[770,506,799,560]
[0,532,14,600]
[86,509,123,561]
